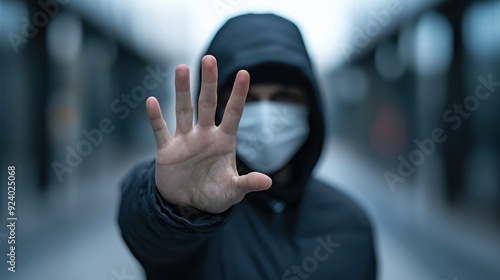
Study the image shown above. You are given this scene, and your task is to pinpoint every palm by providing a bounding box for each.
[156,128,239,213]
[147,55,271,214]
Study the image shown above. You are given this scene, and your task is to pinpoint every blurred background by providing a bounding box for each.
[1,0,499,279]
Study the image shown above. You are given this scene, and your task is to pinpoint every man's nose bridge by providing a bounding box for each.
[255,95,272,102]
[276,105,295,124]
[268,105,294,132]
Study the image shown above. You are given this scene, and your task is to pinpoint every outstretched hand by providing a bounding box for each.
[146,55,272,214]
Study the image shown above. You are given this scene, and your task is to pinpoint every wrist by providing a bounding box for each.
[174,205,202,219]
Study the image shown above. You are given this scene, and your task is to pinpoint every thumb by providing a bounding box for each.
[236,172,272,194]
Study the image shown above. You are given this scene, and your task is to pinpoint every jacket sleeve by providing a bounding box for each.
[118,159,233,279]
[366,235,377,280]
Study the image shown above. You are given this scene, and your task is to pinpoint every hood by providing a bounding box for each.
[199,13,325,220]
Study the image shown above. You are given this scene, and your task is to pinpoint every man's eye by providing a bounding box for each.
[273,91,295,101]
[245,94,258,102]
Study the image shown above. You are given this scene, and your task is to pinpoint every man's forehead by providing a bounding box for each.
[219,83,308,106]
[249,83,306,92]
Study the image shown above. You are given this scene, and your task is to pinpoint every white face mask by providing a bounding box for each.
[236,101,310,174]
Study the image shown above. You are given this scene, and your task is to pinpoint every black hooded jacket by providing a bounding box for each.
[119,14,377,280]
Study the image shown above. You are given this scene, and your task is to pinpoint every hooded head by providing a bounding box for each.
[200,13,325,213]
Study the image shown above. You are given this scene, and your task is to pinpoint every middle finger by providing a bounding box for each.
[175,64,194,135]
[197,55,218,127]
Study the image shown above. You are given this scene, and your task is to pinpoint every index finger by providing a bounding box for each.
[219,70,250,135]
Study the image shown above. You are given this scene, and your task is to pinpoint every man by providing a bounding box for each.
[119,13,377,279]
